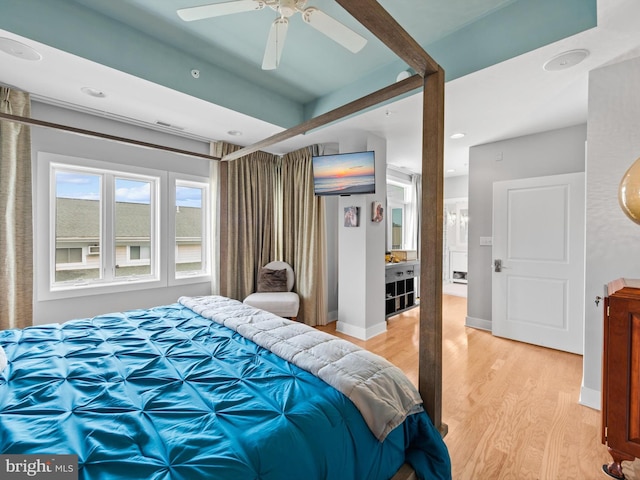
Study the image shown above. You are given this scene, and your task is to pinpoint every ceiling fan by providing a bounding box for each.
[177,0,368,70]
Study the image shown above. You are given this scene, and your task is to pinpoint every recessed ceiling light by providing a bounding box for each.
[0,37,42,61]
[81,87,106,98]
[450,132,465,139]
[446,169,456,173]
[543,49,589,72]
[227,130,242,136]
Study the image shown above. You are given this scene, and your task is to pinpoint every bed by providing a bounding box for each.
[0,296,450,479]
[1,4,448,478]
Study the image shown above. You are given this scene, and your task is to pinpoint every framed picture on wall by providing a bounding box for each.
[344,206,360,227]
[372,201,384,222]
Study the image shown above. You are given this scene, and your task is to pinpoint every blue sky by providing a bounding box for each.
[55,171,202,207]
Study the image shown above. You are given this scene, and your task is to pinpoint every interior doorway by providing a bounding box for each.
[444,197,468,297]
[491,172,585,354]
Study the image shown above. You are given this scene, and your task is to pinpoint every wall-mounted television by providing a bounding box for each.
[312,151,376,196]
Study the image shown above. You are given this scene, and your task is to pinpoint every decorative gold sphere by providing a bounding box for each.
[619,156,640,225]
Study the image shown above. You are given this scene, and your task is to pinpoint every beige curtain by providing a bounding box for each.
[282,146,327,326]
[0,88,32,330]
[214,142,281,301]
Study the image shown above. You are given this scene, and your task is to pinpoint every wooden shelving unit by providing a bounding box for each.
[385,261,420,317]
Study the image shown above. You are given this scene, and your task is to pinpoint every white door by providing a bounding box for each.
[492,172,585,354]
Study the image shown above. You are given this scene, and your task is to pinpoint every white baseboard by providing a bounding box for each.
[465,316,492,331]
[336,320,387,340]
[579,385,601,410]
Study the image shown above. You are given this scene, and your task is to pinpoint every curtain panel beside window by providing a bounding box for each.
[215,141,280,302]
[0,88,33,330]
[216,142,327,326]
[282,146,327,326]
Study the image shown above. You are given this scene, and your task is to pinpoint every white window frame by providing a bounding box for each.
[36,153,166,301]
[169,174,211,285]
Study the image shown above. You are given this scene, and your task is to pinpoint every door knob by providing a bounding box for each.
[494,259,502,272]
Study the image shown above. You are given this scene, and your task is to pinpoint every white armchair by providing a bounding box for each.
[243,261,300,320]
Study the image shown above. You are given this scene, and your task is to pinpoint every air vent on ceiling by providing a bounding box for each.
[155,120,185,131]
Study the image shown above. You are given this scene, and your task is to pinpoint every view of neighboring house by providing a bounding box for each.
[55,198,202,282]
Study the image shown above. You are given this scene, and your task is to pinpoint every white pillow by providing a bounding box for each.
[0,345,6,372]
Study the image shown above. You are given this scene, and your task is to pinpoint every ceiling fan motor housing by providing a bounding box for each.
[277,0,305,17]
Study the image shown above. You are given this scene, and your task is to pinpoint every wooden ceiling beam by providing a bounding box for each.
[222,73,422,161]
[335,0,440,77]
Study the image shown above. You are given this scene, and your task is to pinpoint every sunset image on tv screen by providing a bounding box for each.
[312,151,375,195]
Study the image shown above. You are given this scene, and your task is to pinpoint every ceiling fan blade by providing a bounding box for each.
[262,17,289,70]
[301,7,367,53]
[177,0,265,22]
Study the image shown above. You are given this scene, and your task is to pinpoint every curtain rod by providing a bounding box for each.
[0,112,221,162]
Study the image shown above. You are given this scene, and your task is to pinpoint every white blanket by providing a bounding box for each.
[0,345,6,373]
[179,295,424,441]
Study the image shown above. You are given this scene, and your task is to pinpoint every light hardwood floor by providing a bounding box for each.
[316,294,640,479]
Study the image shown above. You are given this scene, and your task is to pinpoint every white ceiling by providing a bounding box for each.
[1,0,640,177]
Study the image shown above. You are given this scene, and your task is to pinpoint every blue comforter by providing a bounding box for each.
[0,303,450,479]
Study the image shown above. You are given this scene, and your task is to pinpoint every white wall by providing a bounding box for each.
[445,175,468,200]
[582,55,640,409]
[335,134,387,339]
[31,102,212,325]
[319,144,340,321]
[466,125,587,330]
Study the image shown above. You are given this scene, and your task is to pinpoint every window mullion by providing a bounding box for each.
[150,179,158,278]
[103,173,115,281]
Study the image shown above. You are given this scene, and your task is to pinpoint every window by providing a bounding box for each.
[114,177,154,278]
[128,245,150,262]
[51,163,159,289]
[55,247,83,265]
[174,180,209,278]
[38,152,211,300]
[54,169,102,283]
[391,207,404,249]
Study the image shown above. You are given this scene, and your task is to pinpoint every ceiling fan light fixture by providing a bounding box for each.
[179,0,366,70]
[277,0,297,17]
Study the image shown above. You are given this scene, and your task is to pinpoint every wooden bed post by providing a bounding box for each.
[218,160,229,298]
[420,67,446,437]
[216,0,448,440]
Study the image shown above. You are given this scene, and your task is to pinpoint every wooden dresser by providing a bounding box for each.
[602,278,640,479]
